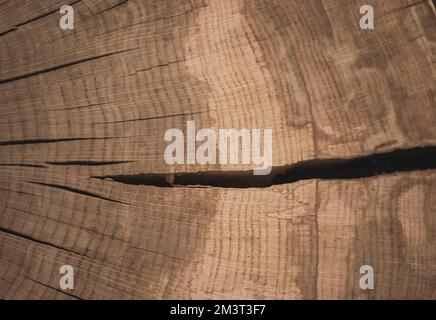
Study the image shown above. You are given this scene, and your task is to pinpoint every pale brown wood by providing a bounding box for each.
[1,0,435,175]
[0,0,435,300]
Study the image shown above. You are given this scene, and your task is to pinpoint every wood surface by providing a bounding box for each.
[0,0,435,299]
[0,169,434,299]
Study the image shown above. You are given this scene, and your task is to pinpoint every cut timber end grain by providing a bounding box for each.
[0,170,434,299]
[0,0,436,300]
[0,0,436,175]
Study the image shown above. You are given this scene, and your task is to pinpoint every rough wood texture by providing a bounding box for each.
[1,0,436,174]
[0,0,435,299]
[0,169,434,299]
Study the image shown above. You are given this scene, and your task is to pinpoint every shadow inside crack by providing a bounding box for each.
[92,147,436,188]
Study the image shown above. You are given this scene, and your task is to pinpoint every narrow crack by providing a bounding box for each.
[0,186,34,197]
[127,59,186,77]
[93,110,208,125]
[46,160,133,166]
[0,226,81,256]
[0,0,81,37]
[92,147,436,188]
[89,0,128,18]
[28,278,82,300]
[0,49,131,85]
[27,182,129,205]
[400,0,426,11]
[0,163,47,168]
[0,137,114,146]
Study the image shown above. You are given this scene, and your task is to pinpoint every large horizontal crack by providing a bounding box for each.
[92,147,436,188]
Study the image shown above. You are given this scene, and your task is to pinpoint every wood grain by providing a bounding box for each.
[1,0,436,175]
[0,0,435,299]
[0,168,434,299]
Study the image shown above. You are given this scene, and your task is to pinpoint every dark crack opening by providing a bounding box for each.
[92,147,436,188]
